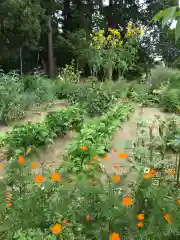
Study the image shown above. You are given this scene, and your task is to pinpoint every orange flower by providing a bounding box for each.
[31,161,37,169]
[7,202,13,207]
[86,215,91,221]
[150,169,157,175]
[144,172,153,179]
[110,232,120,240]
[119,153,128,159]
[137,221,143,228]
[164,213,172,224]
[51,223,62,234]
[137,213,144,221]
[103,155,108,160]
[35,175,44,184]
[178,199,180,205]
[92,156,97,161]
[122,196,133,207]
[81,146,87,151]
[18,155,25,165]
[51,172,61,182]
[88,164,92,169]
[113,164,119,169]
[0,163,3,169]
[62,220,68,225]
[113,175,120,183]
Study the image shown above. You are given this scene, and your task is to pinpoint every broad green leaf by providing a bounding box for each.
[152,6,176,22]
[174,10,180,17]
[162,6,177,27]
[175,17,180,42]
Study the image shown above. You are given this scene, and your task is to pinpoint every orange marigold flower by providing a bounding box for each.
[122,196,133,207]
[164,213,172,224]
[92,156,97,161]
[137,213,144,221]
[51,223,62,234]
[119,153,128,159]
[110,232,120,240]
[81,145,87,151]
[88,164,92,169]
[51,172,61,182]
[113,175,120,183]
[144,172,153,179]
[31,161,37,169]
[103,155,108,160]
[137,221,143,228]
[86,215,91,221]
[178,199,180,205]
[0,163,3,169]
[7,202,13,207]
[113,164,119,169]
[35,175,44,184]
[18,155,25,165]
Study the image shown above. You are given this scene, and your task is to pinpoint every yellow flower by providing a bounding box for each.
[128,23,132,29]
[108,28,113,32]
[107,35,112,41]
[113,42,117,48]
[114,29,120,36]
[99,29,104,34]
[140,28,143,37]
[93,36,98,41]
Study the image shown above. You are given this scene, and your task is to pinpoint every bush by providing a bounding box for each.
[0,71,25,124]
[160,89,180,112]
[150,66,180,90]
[23,75,56,104]
[5,106,85,156]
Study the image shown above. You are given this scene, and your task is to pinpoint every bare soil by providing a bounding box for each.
[99,106,171,193]
[0,99,69,133]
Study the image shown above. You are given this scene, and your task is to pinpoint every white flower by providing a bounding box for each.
[144,167,150,174]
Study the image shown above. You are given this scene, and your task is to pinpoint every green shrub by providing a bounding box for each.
[23,75,56,104]
[54,80,72,99]
[67,102,134,172]
[160,89,180,112]
[150,66,180,90]
[45,106,84,136]
[5,106,84,155]
[0,71,25,124]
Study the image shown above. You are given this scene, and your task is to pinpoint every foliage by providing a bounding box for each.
[0,71,25,124]
[5,106,84,156]
[88,25,142,80]
[66,102,134,172]
[58,60,82,83]
[23,76,57,105]
[150,66,180,90]
[160,88,180,113]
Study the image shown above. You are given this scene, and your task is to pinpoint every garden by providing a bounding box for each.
[1,1,180,240]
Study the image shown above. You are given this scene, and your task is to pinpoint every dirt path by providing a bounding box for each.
[0,131,75,180]
[100,106,170,193]
[0,99,69,133]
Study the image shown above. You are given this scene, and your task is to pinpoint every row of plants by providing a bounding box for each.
[65,101,134,173]
[2,102,180,239]
[0,101,135,239]
[2,105,84,158]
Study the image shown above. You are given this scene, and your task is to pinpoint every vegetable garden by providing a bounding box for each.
[1,3,180,239]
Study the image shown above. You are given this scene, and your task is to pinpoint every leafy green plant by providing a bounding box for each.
[58,60,81,83]
[66,102,134,172]
[0,71,25,124]
[5,106,85,156]
[160,88,180,112]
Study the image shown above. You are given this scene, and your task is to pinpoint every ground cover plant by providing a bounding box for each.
[1,104,180,239]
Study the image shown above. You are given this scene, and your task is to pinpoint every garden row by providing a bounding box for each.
[1,101,135,239]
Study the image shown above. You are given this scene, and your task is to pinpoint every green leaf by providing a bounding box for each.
[152,6,177,22]
[174,10,180,17]
[162,6,177,27]
[175,17,180,42]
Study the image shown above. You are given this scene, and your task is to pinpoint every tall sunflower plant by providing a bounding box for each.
[89,23,143,80]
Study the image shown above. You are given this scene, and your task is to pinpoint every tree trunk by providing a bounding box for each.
[47,14,54,78]
[19,46,23,77]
